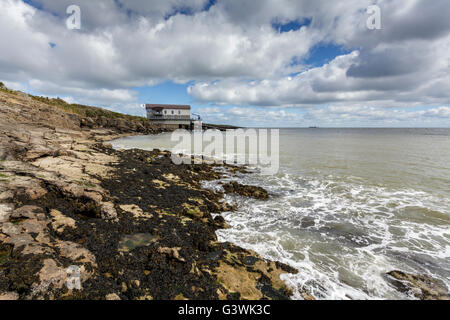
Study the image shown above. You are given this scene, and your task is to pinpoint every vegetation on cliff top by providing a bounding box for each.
[30,95,148,122]
[0,83,148,123]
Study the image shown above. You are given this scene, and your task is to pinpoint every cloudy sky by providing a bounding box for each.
[1,0,450,127]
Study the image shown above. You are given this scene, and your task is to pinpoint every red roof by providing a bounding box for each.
[146,104,191,110]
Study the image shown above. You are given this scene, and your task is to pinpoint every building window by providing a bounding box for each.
[171,110,174,115]
[178,111,181,115]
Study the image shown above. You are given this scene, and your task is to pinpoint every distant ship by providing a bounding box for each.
[308,126,319,129]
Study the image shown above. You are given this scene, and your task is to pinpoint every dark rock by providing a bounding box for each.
[387,270,450,300]
[221,181,269,200]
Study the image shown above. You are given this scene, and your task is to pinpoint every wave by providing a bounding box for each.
[209,170,450,300]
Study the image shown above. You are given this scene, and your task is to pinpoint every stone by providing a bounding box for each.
[0,292,19,300]
[0,203,14,222]
[158,247,186,262]
[33,259,67,294]
[221,181,269,200]
[214,215,231,229]
[101,202,117,220]
[10,205,42,220]
[105,293,121,300]
[50,209,76,233]
[387,270,450,300]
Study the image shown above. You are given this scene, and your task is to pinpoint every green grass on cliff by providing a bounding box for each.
[0,84,148,122]
[29,95,148,122]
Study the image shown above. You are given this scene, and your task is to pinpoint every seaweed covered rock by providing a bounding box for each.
[221,181,269,200]
[387,271,450,300]
[0,88,299,300]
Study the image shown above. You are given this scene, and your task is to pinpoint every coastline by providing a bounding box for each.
[0,89,300,300]
[1,89,448,300]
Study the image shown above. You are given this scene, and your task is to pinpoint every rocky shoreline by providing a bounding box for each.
[0,88,300,300]
[1,88,448,300]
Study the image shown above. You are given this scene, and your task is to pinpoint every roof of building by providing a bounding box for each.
[146,104,191,110]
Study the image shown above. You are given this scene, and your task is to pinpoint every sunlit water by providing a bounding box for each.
[111,128,450,300]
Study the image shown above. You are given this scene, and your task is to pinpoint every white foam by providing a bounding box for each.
[215,170,450,300]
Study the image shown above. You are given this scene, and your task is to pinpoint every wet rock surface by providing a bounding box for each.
[387,271,450,300]
[221,181,269,200]
[0,89,297,300]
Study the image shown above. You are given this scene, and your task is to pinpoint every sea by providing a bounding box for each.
[111,128,450,300]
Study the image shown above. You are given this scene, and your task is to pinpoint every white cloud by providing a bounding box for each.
[197,106,301,127]
[304,105,450,126]
[0,0,449,124]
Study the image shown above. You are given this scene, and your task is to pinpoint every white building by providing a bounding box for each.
[146,104,192,129]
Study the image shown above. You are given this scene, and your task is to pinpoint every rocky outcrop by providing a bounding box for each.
[80,116,162,134]
[0,88,297,300]
[387,271,450,300]
[221,181,269,200]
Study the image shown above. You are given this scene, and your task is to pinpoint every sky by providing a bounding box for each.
[1,0,450,127]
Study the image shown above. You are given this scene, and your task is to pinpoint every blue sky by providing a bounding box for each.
[1,0,450,127]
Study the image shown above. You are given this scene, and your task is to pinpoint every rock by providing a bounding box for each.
[0,190,14,200]
[0,292,19,300]
[0,87,300,300]
[214,215,231,229]
[80,117,96,128]
[56,241,97,267]
[32,259,67,295]
[221,181,269,200]
[100,202,117,220]
[119,204,153,219]
[105,293,121,300]
[387,271,450,300]
[50,209,76,233]
[158,247,186,262]
[10,205,41,220]
[0,203,14,222]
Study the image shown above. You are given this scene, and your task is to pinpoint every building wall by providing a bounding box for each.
[151,120,191,125]
[147,109,190,118]
[162,109,190,117]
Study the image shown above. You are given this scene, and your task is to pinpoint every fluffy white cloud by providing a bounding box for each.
[197,106,301,127]
[0,0,321,107]
[189,41,450,108]
[303,105,450,126]
[0,0,449,125]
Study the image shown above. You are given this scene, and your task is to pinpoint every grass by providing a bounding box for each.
[1,83,149,123]
[0,85,18,96]
[29,95,149,122]
[0,173,7,178]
